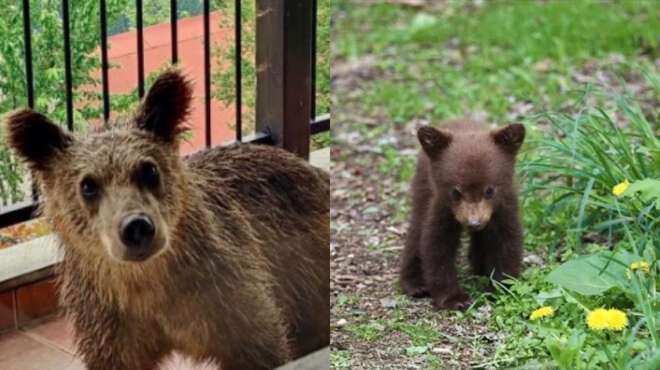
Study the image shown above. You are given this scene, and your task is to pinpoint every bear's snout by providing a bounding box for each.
[119,213,156,260]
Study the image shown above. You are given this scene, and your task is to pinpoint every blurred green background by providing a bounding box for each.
[331,1,659,369]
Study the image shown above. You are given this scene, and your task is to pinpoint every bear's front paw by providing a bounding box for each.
[400,281,430,298]
[407,286,430,298]
[432,291,472,311]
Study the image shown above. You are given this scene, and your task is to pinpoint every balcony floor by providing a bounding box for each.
[0,315,218,370]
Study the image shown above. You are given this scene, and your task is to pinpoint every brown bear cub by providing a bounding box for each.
[6,70,329,370]
[399,120,525,310]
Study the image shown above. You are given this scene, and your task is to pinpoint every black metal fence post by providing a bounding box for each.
[170,0,178,63]
[255,0,313,159]
[100,0,110,122]
[203,0,211,148]
[234,0,242,142]
[136,0,145,98]
[62,0,74,131]
[21,0,34,109]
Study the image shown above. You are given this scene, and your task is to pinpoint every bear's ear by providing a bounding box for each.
[418,126,451,159]
[6,109,72,171]
[492,123,525,154]
[135,69,192,142]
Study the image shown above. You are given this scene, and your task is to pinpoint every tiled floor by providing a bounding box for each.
[0,316,218,370]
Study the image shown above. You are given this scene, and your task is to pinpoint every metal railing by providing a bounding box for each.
[0,0,329,228]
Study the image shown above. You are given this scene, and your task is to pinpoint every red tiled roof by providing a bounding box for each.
[99,11,236,155]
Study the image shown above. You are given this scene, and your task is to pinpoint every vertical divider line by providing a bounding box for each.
[62,0,74,131]
[137,0,145,98]
[311,0,317,120]
[22,0,34,109]
[170,0,178,63]
[235,0,242,142]
[100,0,110,122]
[204,0,211,148]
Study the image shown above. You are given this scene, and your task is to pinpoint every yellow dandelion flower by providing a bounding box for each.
[629,261,650,273]
[586,308,628,331]
[587,308,610,330]
[612,179,630,197]
[529,306,555,320]
[606,309,628,331]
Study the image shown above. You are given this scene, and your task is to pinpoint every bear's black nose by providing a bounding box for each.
[120,213,155,251]
[467,219,483,231]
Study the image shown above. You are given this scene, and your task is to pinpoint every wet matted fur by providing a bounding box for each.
[5,70,329,370]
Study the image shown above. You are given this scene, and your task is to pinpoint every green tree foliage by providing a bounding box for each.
[0,0,132,203]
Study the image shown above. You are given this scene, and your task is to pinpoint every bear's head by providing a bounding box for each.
[418,123,525,231]
[6,70,193,263]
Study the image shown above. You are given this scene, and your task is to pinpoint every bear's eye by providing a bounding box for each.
[484,186,495,199]
[80,177,100,201]
[451,187,462,201]
[137,162,160,190]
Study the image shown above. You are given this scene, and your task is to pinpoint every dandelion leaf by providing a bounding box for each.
[546,251,639,295]
[622,178,660,210]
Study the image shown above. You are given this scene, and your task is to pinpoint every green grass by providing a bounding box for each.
[341,305,455,368]
[335,0,660,123]
[391,320,440,346]
[520,87,659,252]
[330,350,352,370]
[346,321,387,342]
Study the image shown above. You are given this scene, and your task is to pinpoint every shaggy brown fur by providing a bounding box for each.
[399,120,524,310]
[5,70,329,370]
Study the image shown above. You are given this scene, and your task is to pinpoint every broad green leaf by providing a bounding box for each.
[546,250,640,295]
[650,148,660,174]
[535,288,562,305]
[622,178,660,210]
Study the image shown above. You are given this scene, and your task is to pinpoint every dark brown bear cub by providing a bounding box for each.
[6,70,329,370]
[399,120,525,310]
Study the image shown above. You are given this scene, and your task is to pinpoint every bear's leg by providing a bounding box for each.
[76,320,170,370]
[469,209,522,280]
[400,218,429,298]
[207,287,291,370]
[468,239,485,276]
[420,205,469,310]
[213,328,289,370]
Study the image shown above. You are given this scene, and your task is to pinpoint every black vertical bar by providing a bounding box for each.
[170,0,178,63]
[23,0,37,203]
[62,0,74,131]
[235,0,242,142]
[311,0,317,119]
[100,0,110,122]
[136,0,145,98]
[22,0,34,109]
[204,0,211,148]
